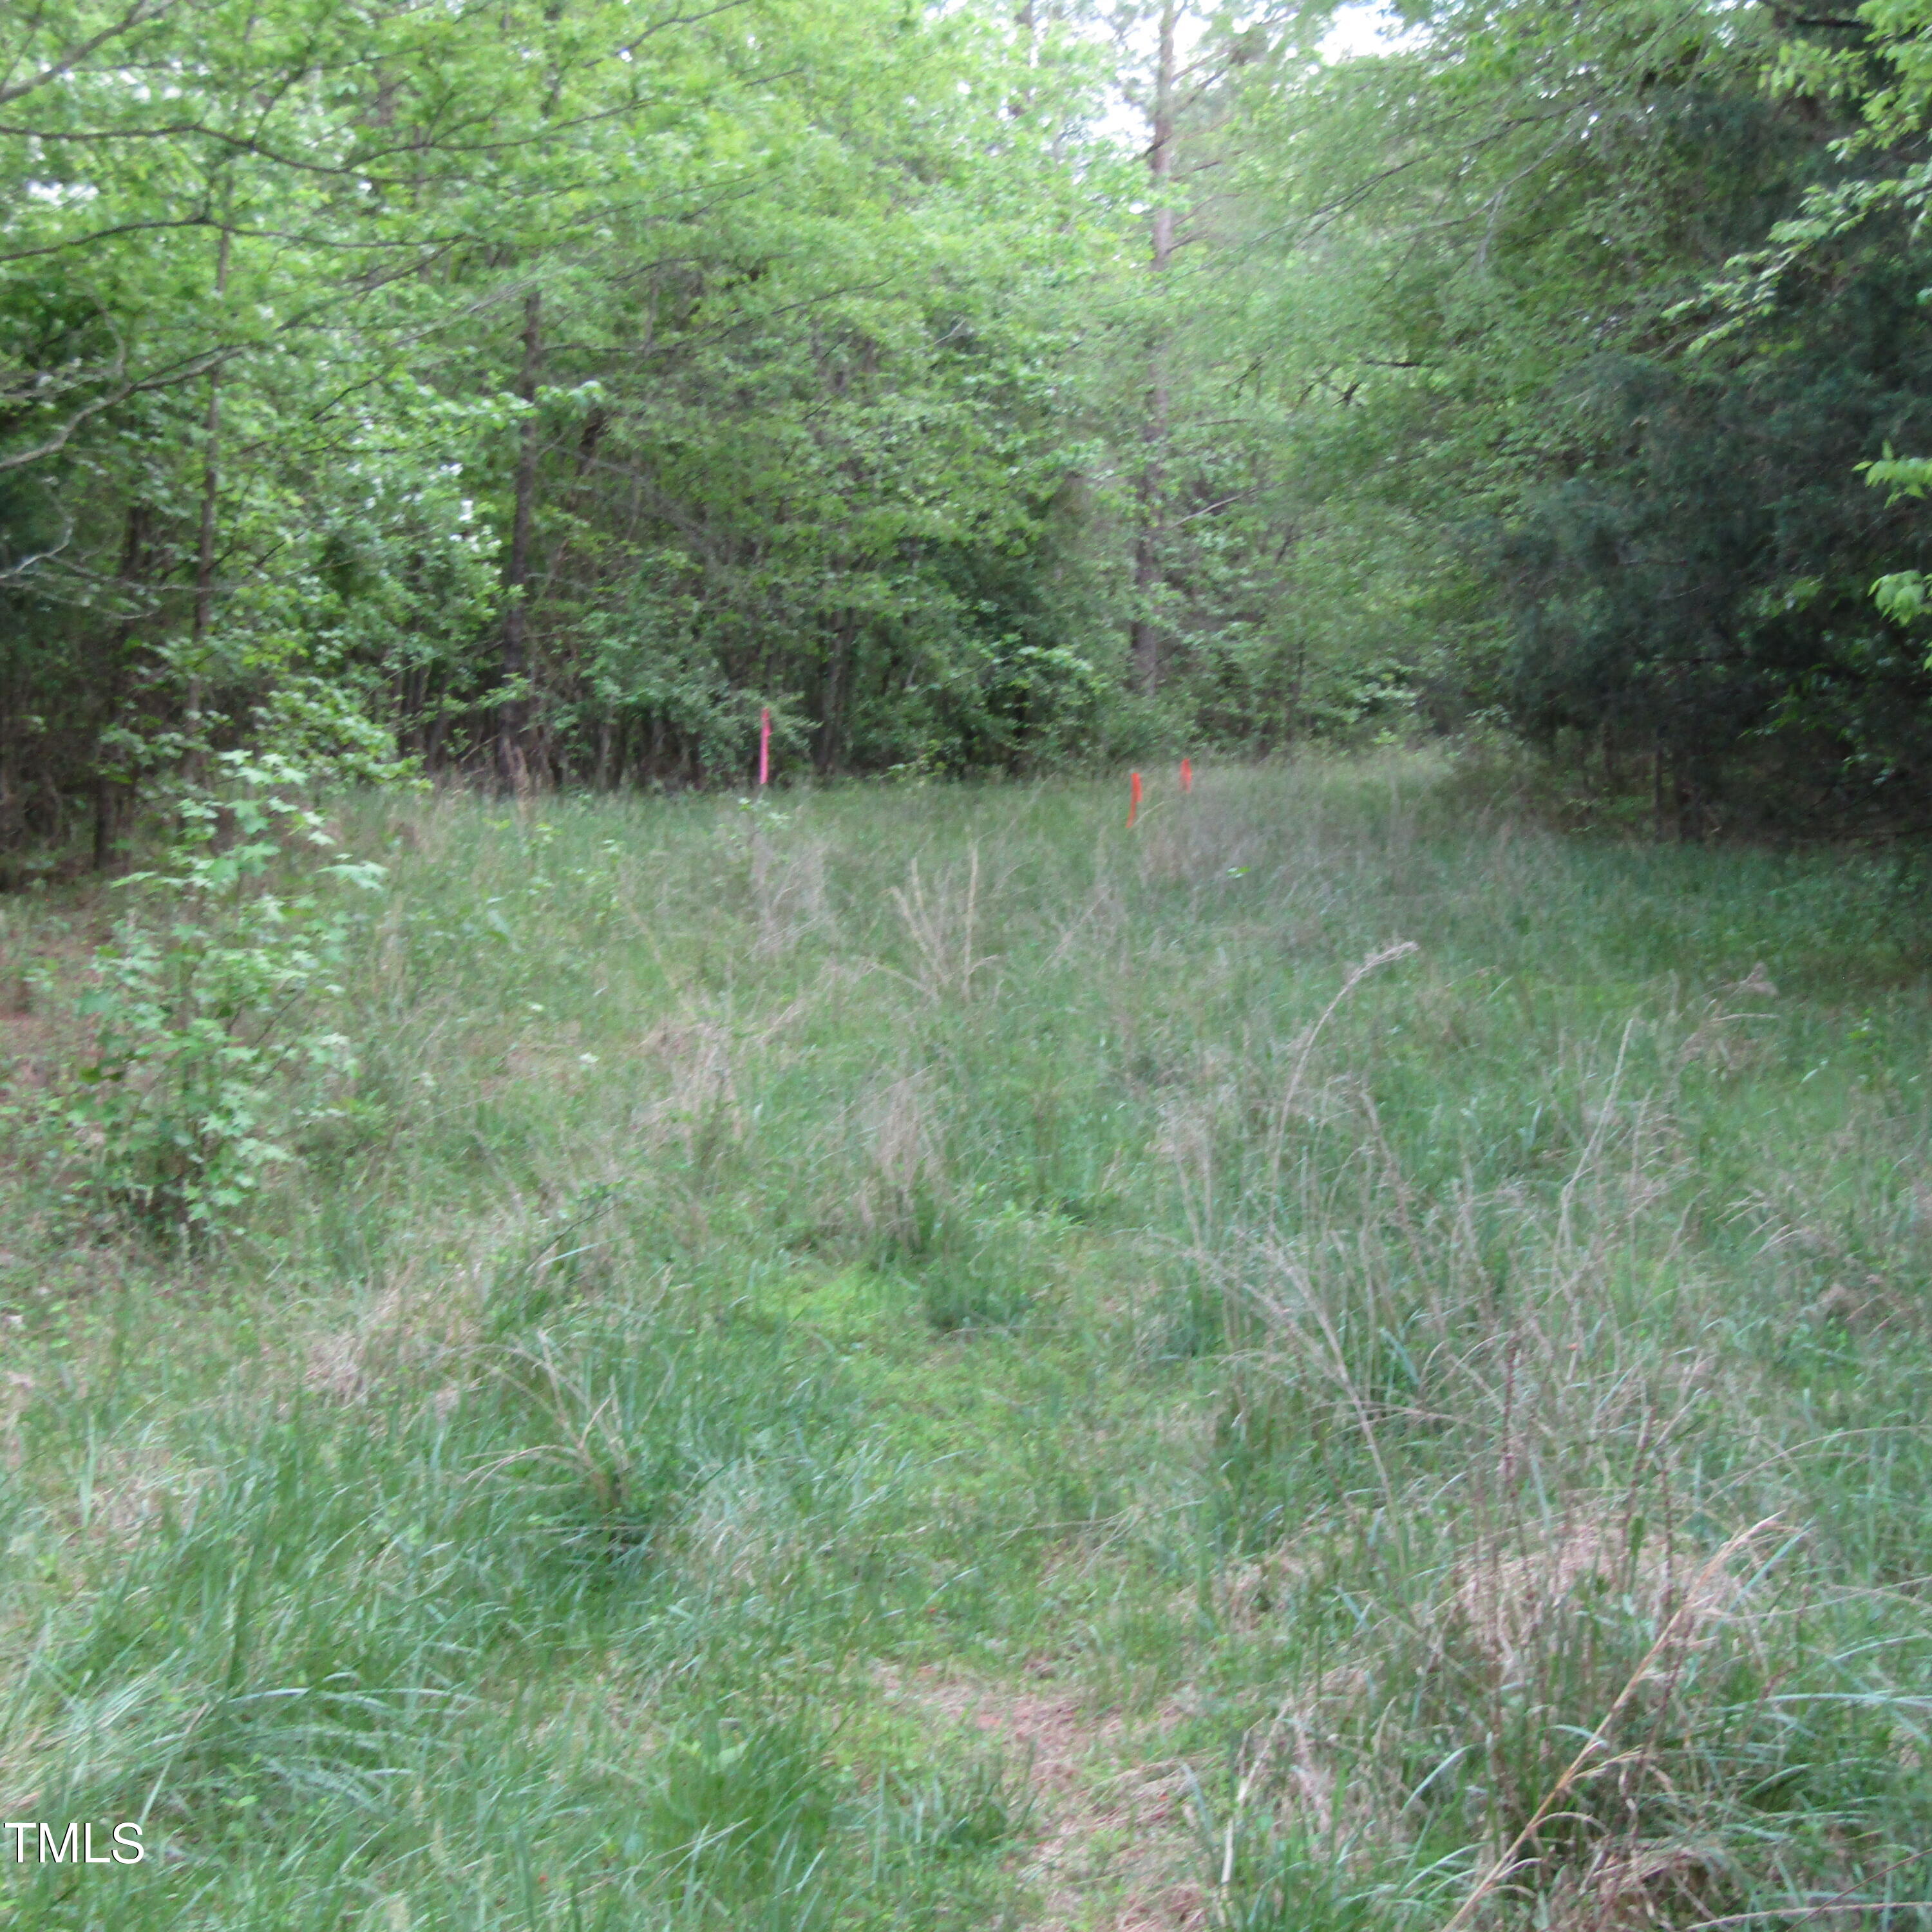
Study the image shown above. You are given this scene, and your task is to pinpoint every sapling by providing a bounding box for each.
[39,749,388,1234]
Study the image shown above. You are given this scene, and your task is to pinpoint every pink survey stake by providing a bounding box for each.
[759,707,771,786]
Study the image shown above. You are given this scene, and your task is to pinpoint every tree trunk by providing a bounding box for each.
[497,288,544,791]
[1130,2,1178,697]
[186,222,232,764]
[816,616,856,774]
[93,501,150,871]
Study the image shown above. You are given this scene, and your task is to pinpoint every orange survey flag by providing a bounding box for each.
[1128,770,1142,828]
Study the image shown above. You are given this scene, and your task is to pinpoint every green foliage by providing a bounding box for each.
[0,0,1125,833]
[13,0,1932,829]
[33,751,385,1231]
[1162,0,1932,815]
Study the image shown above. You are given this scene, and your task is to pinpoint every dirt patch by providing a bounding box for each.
[875,1665,1206,1931]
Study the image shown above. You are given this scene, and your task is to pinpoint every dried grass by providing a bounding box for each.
[888,848,998,1003]
[1435,1518,1785,1932]
[637,1017,742,1157]
[857,1069,945,1240]
[1677,963,1781,1075]
[303,1261,488,1404]
[750,833,836,958]
[1450,1515,1754,1682]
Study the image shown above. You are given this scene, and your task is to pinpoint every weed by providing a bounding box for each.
[3,757,1932,1930]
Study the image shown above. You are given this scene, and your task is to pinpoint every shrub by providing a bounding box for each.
[37,751,384,1233]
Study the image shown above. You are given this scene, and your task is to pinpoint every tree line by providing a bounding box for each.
[6,0,1932,860]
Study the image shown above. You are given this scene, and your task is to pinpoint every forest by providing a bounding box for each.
[12,7,1932,1932]
[8,0,1932,849]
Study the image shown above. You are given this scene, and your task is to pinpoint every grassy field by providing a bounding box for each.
[5,752,1932,1931]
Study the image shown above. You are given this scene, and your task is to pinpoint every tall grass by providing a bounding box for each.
[3,753,1932,1929]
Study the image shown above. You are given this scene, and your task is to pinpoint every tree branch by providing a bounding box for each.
[0,0,176,109]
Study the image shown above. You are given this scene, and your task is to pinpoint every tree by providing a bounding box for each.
[1176,0,1932,819]
[0,0,1126,848]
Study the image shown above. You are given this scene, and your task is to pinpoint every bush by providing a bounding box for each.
[32,751,385,1233]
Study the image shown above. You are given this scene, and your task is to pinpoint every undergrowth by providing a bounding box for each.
[2,752,1931,1930]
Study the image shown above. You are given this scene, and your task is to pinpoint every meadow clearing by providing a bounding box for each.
[3,753,1932,1931]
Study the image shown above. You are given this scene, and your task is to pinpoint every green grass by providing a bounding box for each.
[5,752,1932,1929]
